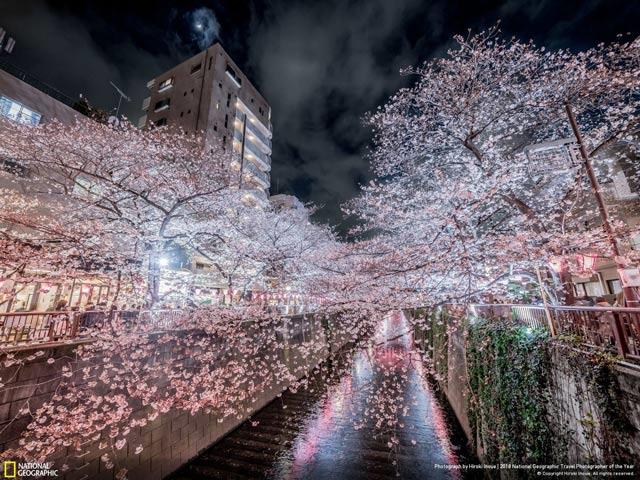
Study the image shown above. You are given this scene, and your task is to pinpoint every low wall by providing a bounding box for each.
[0,315,351,480]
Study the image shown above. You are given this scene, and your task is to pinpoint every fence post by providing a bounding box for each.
[68,312,79,339]
[536,266,556,336]
[610,312,630,358]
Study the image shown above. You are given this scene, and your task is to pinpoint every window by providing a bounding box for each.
[259,107,263,116]
[222,136,226,149]
[191,63,202,74]
[224,114,228,128]
[180,112,184,117]
[607,279,622,295]
[155,117,167,127]
[191,88,194,93]
[226,93,231,108]
[158,77,173,92]
[208,57,213,70]
[154,98,170,112]
[0,96,41,125]
[187,109,191,114]
[225,64,242,87]
[213,124,217,131]
[250,98,254,104]
[218,82,222,88]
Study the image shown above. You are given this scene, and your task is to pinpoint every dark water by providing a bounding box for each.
[172,313,476,480]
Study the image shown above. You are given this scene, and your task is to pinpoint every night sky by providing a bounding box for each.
[1,0,639,235]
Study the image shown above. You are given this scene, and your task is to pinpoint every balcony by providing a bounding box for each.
[233,158,270,188]
[142,97,150,111]
[244,142,271,171]
[244,117,272,154]
[235,99,272,139]
[243,160,270,188]
[137,115,147,128]
[232,128,271,171]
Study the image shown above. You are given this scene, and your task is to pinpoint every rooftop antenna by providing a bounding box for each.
[109,81,131,118]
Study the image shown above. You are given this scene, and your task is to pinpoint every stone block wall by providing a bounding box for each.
[0,316,350,480]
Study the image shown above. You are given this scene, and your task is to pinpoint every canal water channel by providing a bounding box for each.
[171,312,476,480]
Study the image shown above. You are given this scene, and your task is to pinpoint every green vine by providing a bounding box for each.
[560,345,636,463]
[466,319,638,471]
[466,319,552,471]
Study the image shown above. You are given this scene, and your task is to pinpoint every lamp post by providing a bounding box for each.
[565,102,639,306]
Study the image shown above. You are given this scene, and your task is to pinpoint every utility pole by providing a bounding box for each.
[565,101,639,306]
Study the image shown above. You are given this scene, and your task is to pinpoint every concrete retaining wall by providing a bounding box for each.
[0,315,351,480]
[407,309,640,465]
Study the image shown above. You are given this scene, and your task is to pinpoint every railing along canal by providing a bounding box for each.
[0,309,324,349]
[470,304,640,362]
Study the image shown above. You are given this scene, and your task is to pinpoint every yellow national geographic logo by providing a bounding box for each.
[3,461,16,479]
[2,461,57,478]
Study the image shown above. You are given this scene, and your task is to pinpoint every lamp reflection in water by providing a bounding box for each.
[277,312,465,480]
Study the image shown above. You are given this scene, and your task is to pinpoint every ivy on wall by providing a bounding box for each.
[465,319,638,470]
[466,319,553,467]
[558,344,637,463]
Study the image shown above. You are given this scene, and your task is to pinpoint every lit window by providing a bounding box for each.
[158,78,173,92]
[0,96,41,125]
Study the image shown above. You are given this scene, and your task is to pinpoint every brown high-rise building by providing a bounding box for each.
[139,43,272,201]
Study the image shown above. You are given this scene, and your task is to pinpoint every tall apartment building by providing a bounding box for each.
[140,43,272,202]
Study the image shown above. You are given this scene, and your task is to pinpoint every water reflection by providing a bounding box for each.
[274,312,469,479]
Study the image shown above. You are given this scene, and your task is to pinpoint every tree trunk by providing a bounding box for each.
[147,246,161,308]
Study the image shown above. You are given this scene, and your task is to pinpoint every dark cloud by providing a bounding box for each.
[0,0,638,236]
[186,7,220,50]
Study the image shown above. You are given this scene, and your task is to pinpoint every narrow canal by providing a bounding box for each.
[171,312,475,480]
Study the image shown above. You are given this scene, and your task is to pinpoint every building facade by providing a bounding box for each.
[140,43,272,203]
[0,61,80,126]
[0,61,115,313]
[525,137,640,302]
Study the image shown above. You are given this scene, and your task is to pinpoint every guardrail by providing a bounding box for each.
[0,310,181,348]
[470,304,640,362]
[0,309,325,349]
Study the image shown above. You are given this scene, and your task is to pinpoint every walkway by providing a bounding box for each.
[171,313,474,479]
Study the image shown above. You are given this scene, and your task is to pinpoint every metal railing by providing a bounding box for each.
[470,304,640,362]
[0,311,80,346]
[0,310,178,348]
[0,309,324,349]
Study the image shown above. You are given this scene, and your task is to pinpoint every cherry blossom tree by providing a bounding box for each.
[346,26,640,308]
[0,119,239,306]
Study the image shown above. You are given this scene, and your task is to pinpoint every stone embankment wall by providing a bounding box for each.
[407,309,640,470]
[0,315,351,480]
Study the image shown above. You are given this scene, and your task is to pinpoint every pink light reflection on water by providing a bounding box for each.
[283,311,464,479]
